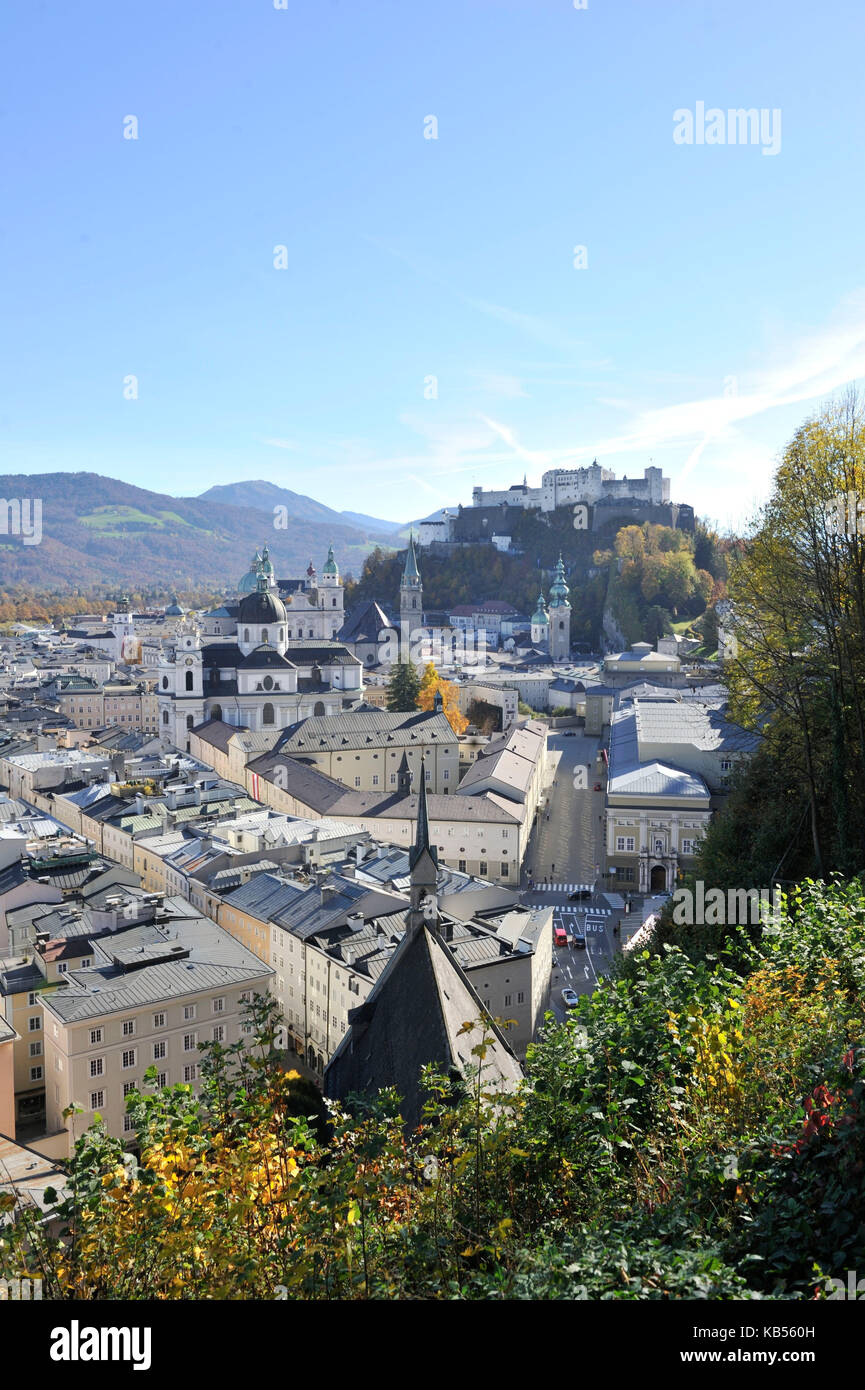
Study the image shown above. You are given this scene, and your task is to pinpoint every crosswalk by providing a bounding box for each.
[558,906,613,917]
[533,882,594,895]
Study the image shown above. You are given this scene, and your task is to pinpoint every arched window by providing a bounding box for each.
[313,701,325,716]
[186,715,194,729]
[162,710,169,724]
[211,704,222,722]
[185,671,193,691]
[262,629,269,645]
[286,629,292,639]
[244,628,250,643]
[263,703,274,725]
[162,676,169,689]
[280,628,285,642]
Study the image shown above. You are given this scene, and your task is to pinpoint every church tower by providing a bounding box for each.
[407,756,438,935]
[548,553,571,661]
[399,532,423,650]
[530,592,550,652]
[157,618,206,751]
[319,543,344,637]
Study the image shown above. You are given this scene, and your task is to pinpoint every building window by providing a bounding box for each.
[90,1058,104,1078]
[153,1012,165,1028]
[153,1041,166,1060]
[30,1066,43,1082]
[123,1081,137,1097]
[517,991,525,1004]
[122,1049,136,1069]
[29,1041,42,1057]
[212,998,224,1014]
[479,861,487,876]
[354,776,361,787]
[458,859,466,872]
[90,1090,104,1110]
[184,1033,197,1051]
[156,1072,168,1087]
[124,1114,135,1133]
[681,838,695,855]
[504,994,512,1007]
[27,991,37,1006]
[28,1016,41,1032]
[443,769,449,780]
[616,836,636,853]
[80,957,91,968]
[184,1064,197,1082]
[501,862,509,878]
[122,1019,136,1037]
[184,1005,196,1021]
[263,703,275,725]
[212,1025,225,1042]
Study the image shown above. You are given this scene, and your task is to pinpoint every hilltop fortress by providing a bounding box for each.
[472,462,669,512]
[419,462,692,548]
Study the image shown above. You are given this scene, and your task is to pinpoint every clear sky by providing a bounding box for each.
[4,0,865,528]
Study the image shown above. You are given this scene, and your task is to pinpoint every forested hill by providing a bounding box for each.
[0,472,393,599]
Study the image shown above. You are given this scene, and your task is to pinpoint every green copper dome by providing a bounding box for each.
[322,543,338,576]
[259,543,275,578]
[548,553,571,608]
[238,550,263,595]
[531,592,549,626]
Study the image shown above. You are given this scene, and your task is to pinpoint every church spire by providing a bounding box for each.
[402,532,421,586]
[409,757,436,872]
[407,755,438,933]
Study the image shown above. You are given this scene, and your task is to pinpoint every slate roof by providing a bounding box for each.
[325,922,522,1131]
[273,709,454,755]
[40,914,272,1023]
[249,751,522,823]
[338,600,392,644]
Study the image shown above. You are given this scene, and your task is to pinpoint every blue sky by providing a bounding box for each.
[4,0,865,528]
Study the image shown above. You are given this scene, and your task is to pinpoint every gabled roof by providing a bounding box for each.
[325,923,522,1131]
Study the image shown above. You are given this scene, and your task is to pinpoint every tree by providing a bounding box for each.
[416,661,468,734]
[386,659,420,712]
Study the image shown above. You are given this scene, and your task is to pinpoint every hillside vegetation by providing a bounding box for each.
[4,879,863,1300]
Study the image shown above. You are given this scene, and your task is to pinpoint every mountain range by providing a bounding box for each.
[0,473,417,596]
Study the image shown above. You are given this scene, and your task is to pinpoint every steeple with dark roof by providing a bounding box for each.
[400,532,423,641]
[408,755,438,931]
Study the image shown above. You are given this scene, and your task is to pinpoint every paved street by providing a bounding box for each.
[518,730,627,1020]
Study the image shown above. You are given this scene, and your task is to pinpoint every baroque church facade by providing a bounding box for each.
[157,546,364,749]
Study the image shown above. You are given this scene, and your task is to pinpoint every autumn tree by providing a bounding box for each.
[416,661,468,734]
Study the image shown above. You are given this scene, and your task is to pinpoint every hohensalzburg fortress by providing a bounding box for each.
[471,462,669,512]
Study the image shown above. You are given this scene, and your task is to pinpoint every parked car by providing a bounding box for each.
[562,988,579,1008]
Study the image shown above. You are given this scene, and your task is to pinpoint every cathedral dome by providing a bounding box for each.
[237,586,286,626]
